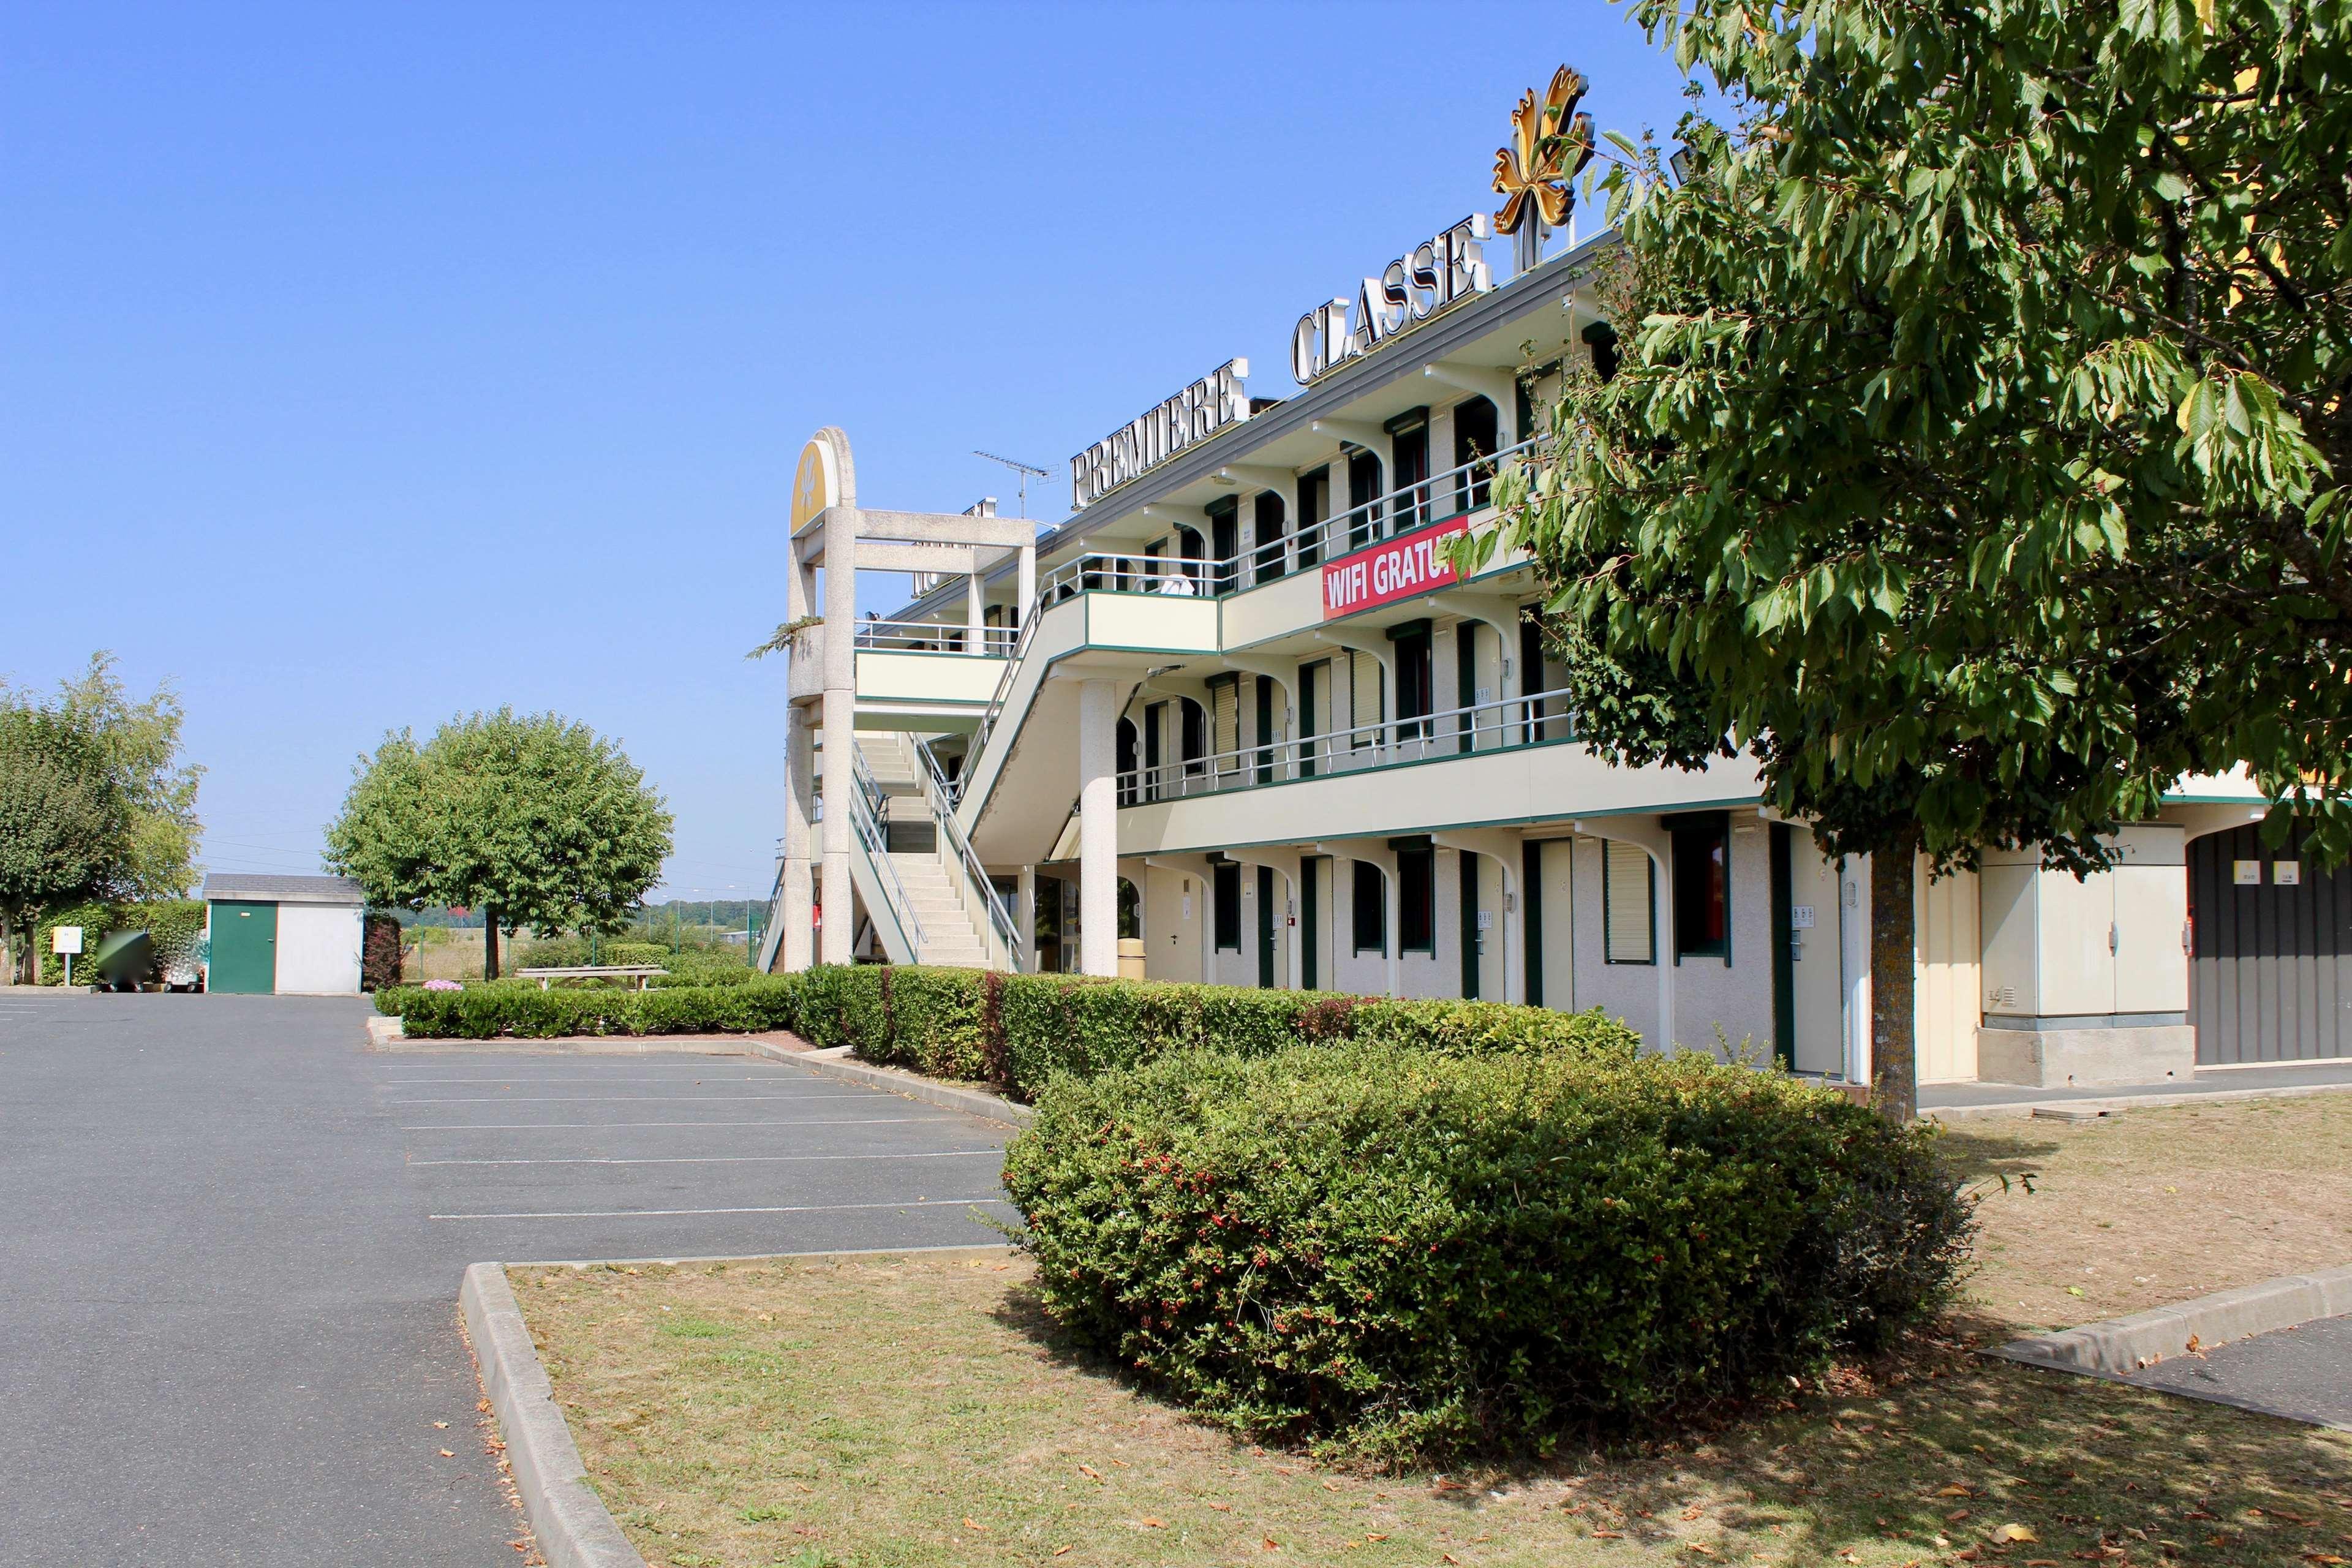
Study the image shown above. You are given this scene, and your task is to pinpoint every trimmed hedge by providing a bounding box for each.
[793,967,1640,1095]
[377,975,802,1038]
[1001,1044,1973,1461]
[372,963,1641,1078]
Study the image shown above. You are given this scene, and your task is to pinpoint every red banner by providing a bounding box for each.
[1321,516,1469,619]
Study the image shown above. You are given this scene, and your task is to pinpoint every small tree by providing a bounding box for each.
[325,709,673,979]
[1469,0,2352,1117]
[0,710,124,982]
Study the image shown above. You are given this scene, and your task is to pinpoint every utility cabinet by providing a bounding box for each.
[1976,827,2195,1087]
[1978,826,2187,1021]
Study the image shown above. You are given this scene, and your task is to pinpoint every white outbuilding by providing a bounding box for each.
[202,875,367,995]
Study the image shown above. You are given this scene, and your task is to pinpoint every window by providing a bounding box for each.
[1453,396,1500,513]
[1351,861,1386,954]
[1668,812,1731,962]
[1387,408,1430,533]
[1347,448,1383,551]
[1118,877,1142,941]
[1213,861,1242,951]
[1207,498,1239,595]
[1181,698,1206,779]
[1253,676,1276,785]
[1143,700,1166,802]
[1349,650,1384,750]
[1603,839,1656,963]
[1177,524,1205,589]
[1209,676,1238,785]
[1390,622,1433,744]
[1298,661,1322,778]
[1115,718,1139,807]
[1297,466,1329,568]
[1253,491,1286,582]
[1583,319,1621,383]
[1398,845,1435,952]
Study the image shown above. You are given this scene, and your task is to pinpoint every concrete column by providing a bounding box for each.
[780,703,816,971]
[1017,544,1036,627]
[1016,865,1038,971]
[820,510,858,965]
[1077,678,1120,977]
[966,570,985,654]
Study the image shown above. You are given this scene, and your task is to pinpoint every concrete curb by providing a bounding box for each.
[1990,1262,2352,1377]
[745,1042,1036,1128]
[459,1263,647,1568]
[1924,1078,2352,1122]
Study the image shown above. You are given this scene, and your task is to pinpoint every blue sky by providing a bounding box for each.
[1,2,1705,903]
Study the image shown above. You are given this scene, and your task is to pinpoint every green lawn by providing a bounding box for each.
[518,1249,2352,1568]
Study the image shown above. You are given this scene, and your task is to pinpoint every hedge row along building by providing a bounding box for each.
[760,70,2335,1095]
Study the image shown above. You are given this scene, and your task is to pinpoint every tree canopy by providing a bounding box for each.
[325,709,673,978]
[1466,0,2350,1110]
[0,655,203,976]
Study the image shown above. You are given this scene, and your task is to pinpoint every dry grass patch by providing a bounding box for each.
[516,1253,2352,1568]
[1940,1096,2352,1333]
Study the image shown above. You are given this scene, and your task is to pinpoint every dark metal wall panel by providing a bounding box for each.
[2188,826,2352,1063]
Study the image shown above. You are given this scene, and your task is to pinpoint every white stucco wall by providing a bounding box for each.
[275,903,363,994]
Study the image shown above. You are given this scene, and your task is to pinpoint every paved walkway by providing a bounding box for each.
[0,992,1016,1566]
[2125,1314,2352,1431]
[1921,1056,2352,1116]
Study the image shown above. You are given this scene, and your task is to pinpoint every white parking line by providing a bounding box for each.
[383,1093,861,1105]
[409,1149,1003,1167]
[430,1196,1012,1221]
[398,1115,960,1131]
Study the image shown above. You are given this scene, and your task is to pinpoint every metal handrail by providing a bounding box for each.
[853,617,1017,654]
[967,598,1050,777]
[849,744,891,825]
[1120,684,1578,803]
[847,777,925,947]
[914,738,1025,970]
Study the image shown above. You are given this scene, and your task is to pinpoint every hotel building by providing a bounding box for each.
[758,75,2336,1094]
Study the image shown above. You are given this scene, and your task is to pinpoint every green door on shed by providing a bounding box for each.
[209,901,277,993]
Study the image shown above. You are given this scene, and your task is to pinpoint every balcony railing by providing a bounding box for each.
[853,617,1017,655]
[1039,436,1538,605]
[1117,685,1578,804]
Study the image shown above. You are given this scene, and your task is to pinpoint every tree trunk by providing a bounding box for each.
[483,909,501,982]
[1869,838,1919,1121]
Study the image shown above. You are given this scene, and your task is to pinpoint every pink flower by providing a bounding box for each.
[423,979,461,992]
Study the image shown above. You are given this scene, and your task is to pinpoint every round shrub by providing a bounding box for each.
[1000,1044,1972,1462]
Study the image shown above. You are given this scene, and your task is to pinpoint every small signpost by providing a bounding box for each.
[52,925,83,987]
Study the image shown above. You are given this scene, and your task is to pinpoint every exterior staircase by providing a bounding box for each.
[758,729,1021,974]
[885,851,991,967]
[856,733,997,968]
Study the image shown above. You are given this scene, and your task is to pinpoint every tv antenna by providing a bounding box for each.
[974,450,1052,518]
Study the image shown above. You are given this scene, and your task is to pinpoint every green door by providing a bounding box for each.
[209,901,277,993]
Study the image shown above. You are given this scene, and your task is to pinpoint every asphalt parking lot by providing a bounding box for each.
[0,991,1014,1566]
[2124,1312,2352,1430]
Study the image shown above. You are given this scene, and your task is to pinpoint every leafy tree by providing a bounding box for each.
[0,710,124,982]
[325,709,673,979]
[1470,0,2350,1116]
[50,654,204,902]
[0,654,202,981]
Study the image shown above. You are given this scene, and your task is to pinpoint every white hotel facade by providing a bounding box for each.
[758,80,2334,1093]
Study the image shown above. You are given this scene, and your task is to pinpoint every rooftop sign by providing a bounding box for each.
[1068,358,1250,512]
[1291,216,1494,386]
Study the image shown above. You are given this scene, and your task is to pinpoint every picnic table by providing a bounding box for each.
[513,965,667,991]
